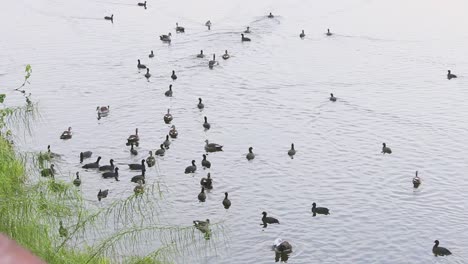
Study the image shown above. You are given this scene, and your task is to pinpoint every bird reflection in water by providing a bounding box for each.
[273,238,292,262]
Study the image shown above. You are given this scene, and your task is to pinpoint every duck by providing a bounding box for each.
[288,143,296,157]
[82,156,101,169]
[447,70,457,80]
[130,143,138,155]
[175,23,185,33]
[128,159,145,170]
[208,54,216,68]
[300,30,305,38]
[246,147,255,160]
[244,26,251,33]
[99,159,115,171]
[155,144,165,156]
[146,151,155,167]
[326,28,332,36]
[267,12,274,18]
[160,33,172,42]
[193,219,210,233]
[59,221,68,237]
[201,154,211,168]
[102,167,119,180]
[241,34,251,42]
[413,171,421,188]
[169,125,178,138]
[273,238,292,253]
[134,181,145,194]
[144,68,151,79]
[80,151,92,163]
[185,160,197,174]
[131,170,146,184]
[204,140,223,152]
[203,116,211,130]
[165,84,173,97]
[73,172,81,186]
[200,173,213,189]
[46,145,60,158]
[262,211,279,224]
[205,20,212,30]
[382,143,392,154]
[163,109,173,124]
[329,93,337,102]
[222,50,230,60]
[197,50,205,58]
[41,164,55,177]
[137,59,147,69]
[433,240,452,256]
[197,98,205,109]
[222,192,231,209]
[312,202,330,215]
[96,106,110,116]
[171,70,177,80]
[60,127,72,139]
[163,135,171,149]
[137,1,146,7]
[104,14,113,21]
[97,189,109,201]
[198,187,206,202]
[127,128,139,146]
[149,50,154,58]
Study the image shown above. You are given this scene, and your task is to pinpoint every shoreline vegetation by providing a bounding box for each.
[0,66,220,263]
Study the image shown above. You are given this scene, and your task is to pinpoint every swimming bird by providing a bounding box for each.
[208,54,216,68]
[246,147,255,160]
[204,140,223,152]
[288,143,296,157]
[104,14,113,21]
[131,169,145,184]
[163,135,171,149]
[200,173,213,189]
[205,20,211,30]
[102,167,119,180]
[273,238,292,253]
[203,116,211,130]
[97,106,110,116]
[447,70,457,80]
[201,154,211,168]
[97,189,109,201]
[197,98,205,109]
[185,160,197,174]
[262,211,279,224]
[198,187,206,202]
[155,144,165,156]
[312,202,330,216]
[326,29,332,36]
[144,68,151,79]
[137,59,146,69]
[160,33,172,42]
[137,1,146,7]
[244,26,251,33]
[80,151,92,163]
[130,143,138,155]
[241,34,251,42]
[164,109,173,124]
[413,171,421,188]
[267,12,274,18]
[99,159,115,171]
[146,151,155,167]
[73,172,81,186]
[169,125,178,138]
[59,221,68,237]
[300,30,305,38]
[175,23,185,33]
[128,159,145,170]
[127,128,139,146]
[165,84,173,97]
[45,145,60,159]
[193,219,210,233]
[197,50,205,58]
[60,127,72,139]
[82,156,101,169]
[433,240,451,256]
[222,50,230,60]
[222,192,231,209]
[149,50,154,58]
[171,70,177,80]
[41,164,55,177]
[330,93,337,102]
[382,143,392,154]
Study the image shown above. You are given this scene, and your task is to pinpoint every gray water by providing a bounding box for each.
[1,0,468,263]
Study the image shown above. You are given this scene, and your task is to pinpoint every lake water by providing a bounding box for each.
[1,0,468,263]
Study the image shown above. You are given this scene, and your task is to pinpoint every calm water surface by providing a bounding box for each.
[1,0,468,263]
